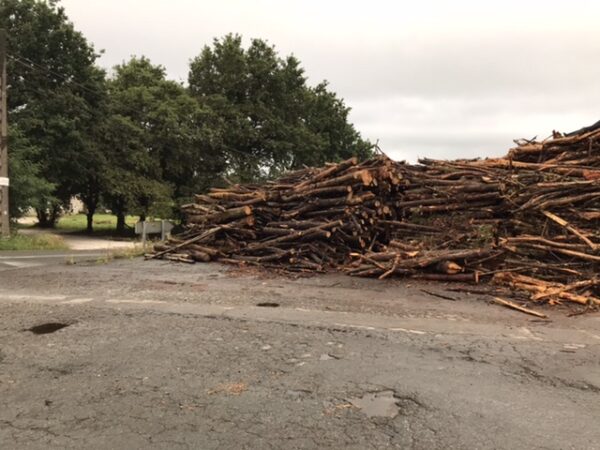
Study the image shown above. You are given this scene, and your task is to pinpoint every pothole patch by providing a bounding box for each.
[26,323,70,335]
[348,390,424,418]
[349,390,400,418]
[256,302,280,308]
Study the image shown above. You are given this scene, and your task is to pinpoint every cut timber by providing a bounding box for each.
[188,206,252,224]
[541,210,598,250]
[190,250,211,262]
[150,127,600,315]
[493,297,548,318]
[436,260,463,274]
[148,227,222,259]
[244,221,341,251]
[294,157,358,190]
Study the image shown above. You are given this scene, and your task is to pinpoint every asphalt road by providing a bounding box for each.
[0,250,109,272]
[0,258,599,449]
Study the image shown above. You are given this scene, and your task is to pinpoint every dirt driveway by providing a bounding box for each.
[0,258,599,449]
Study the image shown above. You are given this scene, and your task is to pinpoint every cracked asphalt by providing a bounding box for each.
[1,257,599,449]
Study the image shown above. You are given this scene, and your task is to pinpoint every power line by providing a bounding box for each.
[7,54,107,120]
[7,53,101,97]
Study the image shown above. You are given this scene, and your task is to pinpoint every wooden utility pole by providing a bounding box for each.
[0,29,9,236]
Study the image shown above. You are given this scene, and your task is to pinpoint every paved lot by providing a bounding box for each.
[0,250,110,271]
[0,257,599,449]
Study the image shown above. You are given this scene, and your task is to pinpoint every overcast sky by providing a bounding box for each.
[60,0,600,162]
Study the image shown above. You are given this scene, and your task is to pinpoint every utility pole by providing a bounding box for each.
[0,29,9,236]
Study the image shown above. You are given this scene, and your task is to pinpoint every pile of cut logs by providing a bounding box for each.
[153,156,406,270]
[150,124,600,313]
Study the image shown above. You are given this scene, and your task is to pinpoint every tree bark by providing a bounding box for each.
[36,206,60,228]
[187,206,252,225]
[36,209,50,228]
[81,190,100,234]
[86,209,95,234]
[116,212,126,235]
[49,205,61,228]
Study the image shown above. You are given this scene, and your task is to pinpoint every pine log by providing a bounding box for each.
[188,205,253,224]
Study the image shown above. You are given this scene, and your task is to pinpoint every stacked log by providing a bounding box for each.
[500,129,600,306]
[150,124,600,312]
[154,156,407,270]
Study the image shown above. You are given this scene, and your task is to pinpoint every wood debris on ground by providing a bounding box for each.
[149,124,600,314]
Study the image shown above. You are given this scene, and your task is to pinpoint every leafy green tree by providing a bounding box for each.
[76,112,110,233]
[188,34,372,181]
[102,57,223,232]
[100,112,170,233]
[7,126,55,220]
[0,0,105,227]
[302,81,373,165]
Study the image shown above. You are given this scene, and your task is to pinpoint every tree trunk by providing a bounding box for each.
[48,205,61,228]
[139,212,146,223]
[36,209,50,228]
[86,209,95,234]
[82,192,99,234]
[112,196,127,235]
[116,212,126,235]
[36,207,59,228]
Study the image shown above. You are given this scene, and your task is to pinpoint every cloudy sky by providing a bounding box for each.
[61,0,600,162]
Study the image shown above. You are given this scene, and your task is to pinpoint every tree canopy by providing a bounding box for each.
[189,34,372,181]
[2,3,372,232]
[0,0,104,226]
[100,57,222,232]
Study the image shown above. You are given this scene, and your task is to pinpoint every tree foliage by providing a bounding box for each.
[101,57,225,232]
[189,34,372,181]
[6,126,55,219]
[2,2,372,232]
[0,0,104,227]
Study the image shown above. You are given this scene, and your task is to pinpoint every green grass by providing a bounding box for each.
[0,233,68,251]
[56,213,139,232]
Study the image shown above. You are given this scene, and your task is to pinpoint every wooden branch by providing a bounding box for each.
[493,297,548,318]
[541,210,598,251]
[148,227,222,260]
